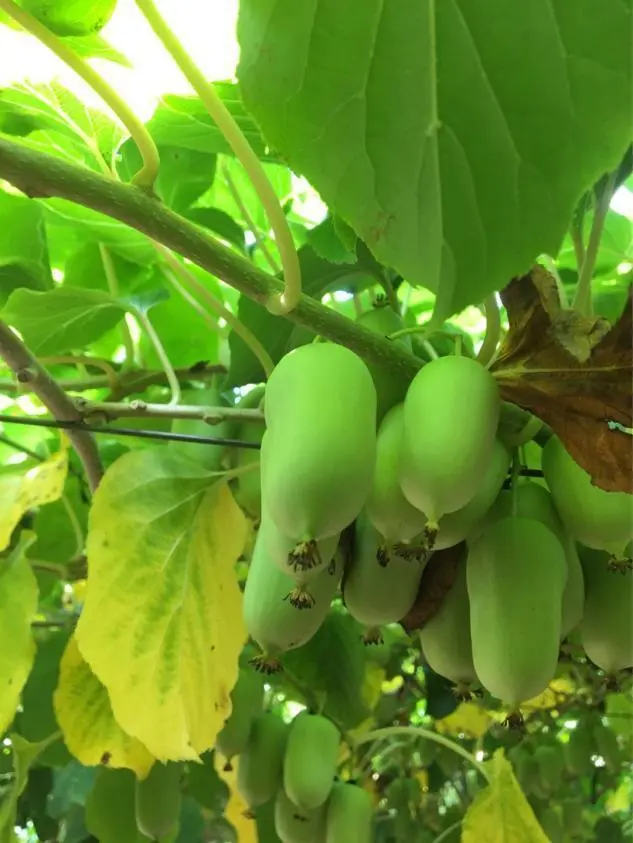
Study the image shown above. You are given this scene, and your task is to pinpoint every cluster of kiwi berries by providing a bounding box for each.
[215,662,371,843]
[232,325,631,711]
[171,302,632,711]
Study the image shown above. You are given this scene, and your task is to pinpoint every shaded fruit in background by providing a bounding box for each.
[325,781,372,843]
[467,516,567,705]
[274,788,326,843]
[135,762,182,841]
[342,513,426,631]
[357,303,411,422]
[366,404,427,544]
[216,666,265,766]
[579,545,633,674]
[482,480,585,638]
[232,385,266,518]
[283,712,340,811]
[169,384,234,471]
[237,712,289,809]
[434,438,512,550]
[418,552,477,689]
[542,436,633,558]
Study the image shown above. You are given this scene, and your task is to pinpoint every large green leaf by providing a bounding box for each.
[237,0,633,319]
[226,235,380,386]
[0,82,123,165]
[137,286,221,370]
[19,0,118,37]
[62,32,131,66]
[62,242,156,293]
[2,287,126,355]
[0,190,52,298]
[41,199,155,264]
[281,609,370,729]
[144,83,276,160]
[116,141,217,213]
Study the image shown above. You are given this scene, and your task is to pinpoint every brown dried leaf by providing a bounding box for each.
[400,542,463,633]
[492,268,632,494]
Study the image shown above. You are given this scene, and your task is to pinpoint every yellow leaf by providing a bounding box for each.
[362,663,386,711]
[53,635,154,778]
[0,532,38,734]
[214,752,257,843]
[522,677,575,712]
[462,749,549,843]
[0,445,68,551]
[75,451,248,761]
[436,702,491,739]
[414,769,429,793]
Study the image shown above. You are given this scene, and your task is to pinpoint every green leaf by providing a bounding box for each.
[306,215,357,265]
[19,0,118,37]
[85,768,150,843]
[462,749,548,842]
[4,129,97,168]
[0,81,123,164]
[237,0,633,319]
[136,287,221,370]
[0,733,63,843]
[63,241,155,293]
[0,532,38,736]
[226,238,379,386]
[557,208,633,277]
[0,189,52,298]
[63,32,132,66]
[184,207,246,251]
[226,295,294,388]
[42,198,155,264]
[175,796,205,843]
[2,286,126,355]
[14,626,72,767]
[75,453,248,760]
[48,760,97,818]
[144,84,276,160]
[116,141,217,213]
[185,752,228,813]
[205,155,291,235]
[281,609,370,730]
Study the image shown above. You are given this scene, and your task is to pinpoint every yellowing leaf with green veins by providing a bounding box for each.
[0,532,38,735]
[462,749,549,843]
[75,451,248,761]
[0,444,68,551]
[53,635,154,778]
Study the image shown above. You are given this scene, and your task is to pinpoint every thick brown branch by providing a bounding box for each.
[0,138,422,381]
[0,320,103,491]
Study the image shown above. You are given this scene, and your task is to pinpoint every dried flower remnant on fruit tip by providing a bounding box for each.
[288,539,321,572]
[249,654,282,675]
[285,586,316,610]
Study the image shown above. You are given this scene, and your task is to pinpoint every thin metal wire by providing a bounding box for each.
[0,414,546,476]
[0,413,261,449]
